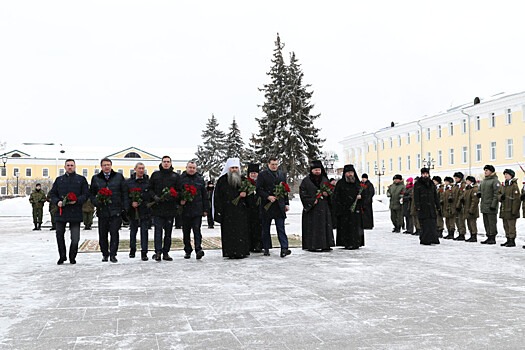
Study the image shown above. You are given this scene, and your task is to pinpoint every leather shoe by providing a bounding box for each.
[57,258,66,265]
[280,249,291,258]
[263,249,270,256]
[196,251,205,260]
[129,251,136,258]
[184,252,191,259]
[110,256,118,263]
[153,253,161,262]
[70,258,76,264]
[102,256,108,262]
[163,253,173,261]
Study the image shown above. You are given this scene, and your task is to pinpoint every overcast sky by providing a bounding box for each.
[1,1,525,157]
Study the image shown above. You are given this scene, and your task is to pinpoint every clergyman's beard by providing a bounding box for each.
[345,175,355,183]
[228,171,242,187]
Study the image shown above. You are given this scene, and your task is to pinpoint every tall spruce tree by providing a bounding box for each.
[255,34,324,187]
[195,114,226,180]
[224,117,245,160]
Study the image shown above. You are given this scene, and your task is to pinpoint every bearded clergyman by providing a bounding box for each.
[213,158,250,259]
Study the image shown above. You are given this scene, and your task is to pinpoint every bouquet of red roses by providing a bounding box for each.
[264,181,290,211]
[350,183,367,213]
[96,187,113,206]
[129,187,142,219]
[316,182,335,200]
[148,186,178,208]
[59,192,77,216]
[232,179,256,206]
[181,184,198,202]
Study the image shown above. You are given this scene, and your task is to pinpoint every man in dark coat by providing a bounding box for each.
[479,164,499,244]
[360,174,375,230]
[90,157,129,263]
[299,160,334,252]
[148,156,181,262]
[214,158,250,259]
[179,161,209,259]
[334,164,365,249]
[246,163,263,253]
[206,180,215,229]
[50,159,89,265]
[413,168,441,245]
[256,157,291,258]
[126,162,151,261]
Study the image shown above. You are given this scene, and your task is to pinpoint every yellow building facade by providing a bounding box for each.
[0,146,190,196]
[340,92,525,194]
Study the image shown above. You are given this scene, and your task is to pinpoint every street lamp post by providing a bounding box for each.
[422,158,435,170]
[1,155,7,196]
[323,156,335,177]
[14,171,19,196]
[374,164,385,195]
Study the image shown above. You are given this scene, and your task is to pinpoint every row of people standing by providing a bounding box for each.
[389,164,525,247]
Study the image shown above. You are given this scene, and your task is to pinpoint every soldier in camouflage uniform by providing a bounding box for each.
[498,169,520,247]
[29,183,47,230]
[479,165,500,245]
[47,192,58,230]
[433,176,444,238]
[462,176,479,242]
[442,177,456,239]
[82,197,95,230]
[452,172,467,241]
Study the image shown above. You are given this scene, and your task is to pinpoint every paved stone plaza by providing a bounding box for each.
[1,199,525,349]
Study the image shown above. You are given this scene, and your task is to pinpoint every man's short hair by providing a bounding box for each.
[268,157,278,163]
[187,161,197,166]
[100,157,112,165]
[64,159,75,164]
[134,162,145,169]
[162,156,171,161]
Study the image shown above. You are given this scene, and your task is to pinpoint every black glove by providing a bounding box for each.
[447,197,453,203]
[476,192,481,198]
[521,194,525,201]
[500,193,506,200]
[489,206,497,211]
[154,195,161,203]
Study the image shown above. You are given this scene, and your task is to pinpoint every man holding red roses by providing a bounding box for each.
[90,158,129,263]
[256,157,291,258]
[49,159,89,265]
[126,162,151,261]
[148,156,181,262]
[179,161,209,259]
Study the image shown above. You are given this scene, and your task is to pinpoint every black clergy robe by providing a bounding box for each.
[334,178,365,249]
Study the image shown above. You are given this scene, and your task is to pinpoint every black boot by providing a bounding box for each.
[263,249,270,256]
[162,253,173,261]
[502,238,516,247]
[141,252,148,261]
[50,223,56,231]
[37,223,42,230]
[465,234,477,242]
[481,235,496,245]
[129,249,136,258]
[280,249,291,258]
[32,223,38,231]
[443,230,455,239]
[453,234,465,241]
[438,229,443,238]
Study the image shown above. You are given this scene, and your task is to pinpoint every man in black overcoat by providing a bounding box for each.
[360,173,375,229]
[413,167,441,245]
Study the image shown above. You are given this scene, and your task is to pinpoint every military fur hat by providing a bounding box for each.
[420,167,430,174]
[443,176,454,183]
[483,164,495,173]
[247,163,260,173]
[432,176,442,183]
[465,176,476,183]
[453,172,464,179]
[361,173,369,179]
[393,174,402,180]
[503,169,515,178]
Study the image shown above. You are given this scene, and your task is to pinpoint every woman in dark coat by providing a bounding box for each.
[299,161,335,252]
[413,168,441,245]
[334,164,365,249]
[360,174,375,229]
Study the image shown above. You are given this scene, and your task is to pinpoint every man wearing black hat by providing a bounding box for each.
[299,160,334,251]
[442,177,456,239]
[498,169,520,247]
[414,168,440,245]
[463,176,479,242]
[432,176,445,237]
[29,183,47,230]
[334,164,365,249]
[360,174,375,230]
[387,174,404,233]
[479,165,499,244]
[451,172,467,241]
[246,163,263,252]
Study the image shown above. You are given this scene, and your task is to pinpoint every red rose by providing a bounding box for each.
[169,187,178,197]
[67,192,77,201]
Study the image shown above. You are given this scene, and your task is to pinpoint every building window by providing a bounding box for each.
[438,150,442,166]
[0,187,5,195]
[416,130,420,143]
[42,168,49,177]
[416,154,421,168]
[490,142,496,160]
[373,142,377,151]
[59,169,65,176]
[398,135,401,147]
[449,122,454,136]
[407,155,411,170]
[367,144,369,153]
[1,167,6,177]
[490,113,496,128]
[13,168,19,177]
[462,119,467,134]
[25,168,31,177]
[367,162,370,174]
[426,128,431,140]
[118,169,124,174]
[388,158,392,171]
[82,169,88,178]
[25,187,31,195]
[129,169,135,177]
[476,144,482,162]
[437,125,442,138]
[94,169,100,175]
[407,133,411,145]
[475,116,481,131]
[398,157,402,171]
[449,148,455,165]
[462,146,467,164]
[144,169,148,175]
[506,109,512,124]
[506,139,513,158]
[124,152,141,158]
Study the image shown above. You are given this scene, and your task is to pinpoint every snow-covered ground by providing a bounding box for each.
[1,196,525,349]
